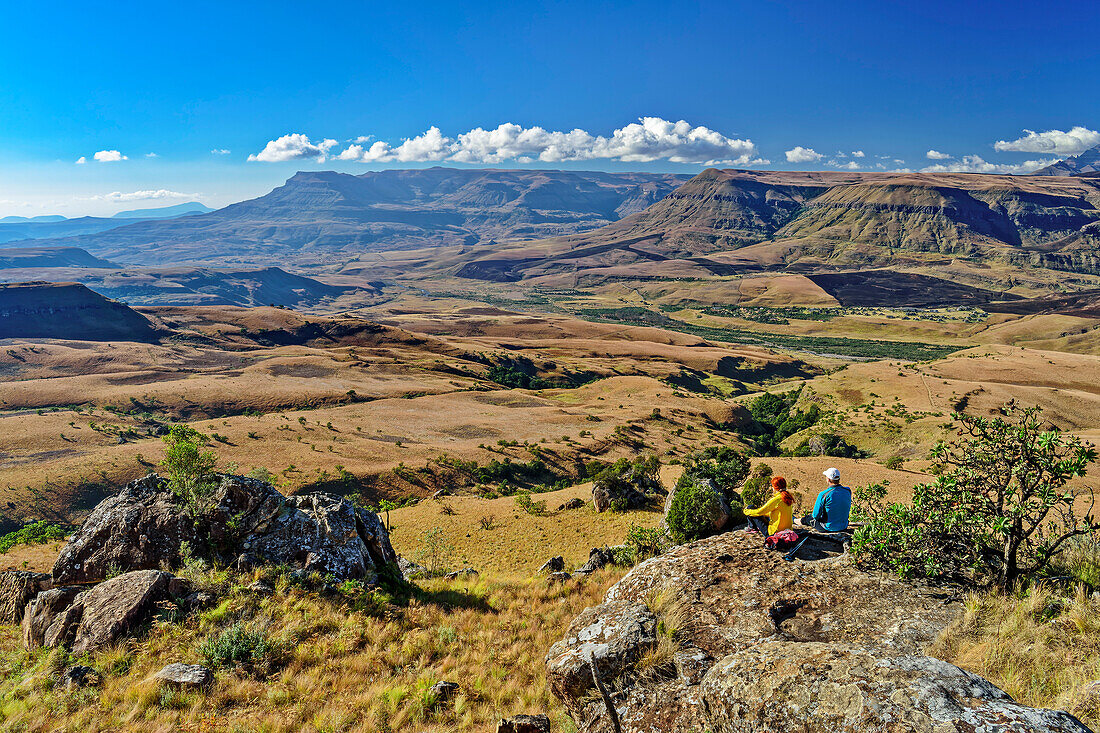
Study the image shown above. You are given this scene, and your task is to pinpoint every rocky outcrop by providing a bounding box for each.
[53,473,396,585]
[496,714,551,733]
[0,571,52,625]
[23,570,187,655]
[546,532,1091,733]
[592,464,662,513]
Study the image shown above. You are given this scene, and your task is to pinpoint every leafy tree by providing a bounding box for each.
[739,463,774,509]
[680,446,750,495]
[161,424,218,514]
[852,406,1100,587]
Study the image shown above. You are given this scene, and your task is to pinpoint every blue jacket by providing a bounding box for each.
[812,485,851,532]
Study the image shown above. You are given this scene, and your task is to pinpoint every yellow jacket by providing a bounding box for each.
[743,493,793,535]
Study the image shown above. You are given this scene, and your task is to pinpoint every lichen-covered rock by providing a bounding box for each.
[547,531,1088,733]
[53,473,396,584]
[538,556,565,574]
[398,556,429,580]
[52,474,189,584]
[154,663,214,689]
[22,586,83,650]
[546,600,657,716]
[573,546,616,576]
[700,643,1092,733]
[0,571,51,625]
[69,570,175,656]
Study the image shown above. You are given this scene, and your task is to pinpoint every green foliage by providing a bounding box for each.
[592,455,662,510]
[416,527,454,577]
[883,456,906,471]
[747,389,823,456]
[666,478,721,543]
[680,446,750,495]
[0,521,70,554]
[790,432,865,458]
[852,407,1100,587]
[622,524,671,564]
[161,424,218,515]
[739,463,773,510]
[198,622,279,676]
[514,491,547,516]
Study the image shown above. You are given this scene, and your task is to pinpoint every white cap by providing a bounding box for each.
[823,467,841,481]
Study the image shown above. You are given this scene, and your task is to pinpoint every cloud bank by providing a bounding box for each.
[93,150,127,162]
[90,190,198,202]
[994,126,1100,155]
[785,146,822,163]
[259,118,766,166]
[247,134,338,162]
[920,155,1056,174]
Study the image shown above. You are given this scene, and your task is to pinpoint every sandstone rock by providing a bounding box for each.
[429,680,459,702]
[547,572,572,585]
[70,570,175,656]
[700,643,1092,733]
[0,571,51,625]
[661,477,732,533]
[496,714,551,733]
[537,556,565,574]
[591,462,661,513]
[398,556,429,580]
[444,568,479,580]
[559,498,585,511]
[547,531,1086,733]
[573,547,615,576]
[53,473,396,584]
[22,586,83,650]
[546,600,657,705]
[154,663,214,689]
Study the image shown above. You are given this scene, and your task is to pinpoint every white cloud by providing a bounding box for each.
[75,156,86,165]
[852,150,865,158]
[330,118,766,166]
[994,126,1100,155]
[93,149,127,162]
[144,152,158,158]
[785,146,823,163]
[926,150,952,160]
[921,154,1057,174]
[211,149,232,155]
[828,159,861,170]
[247,133,338,162]
[89,190,198,202]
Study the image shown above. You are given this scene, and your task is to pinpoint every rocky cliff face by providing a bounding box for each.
[546,532,1091,733]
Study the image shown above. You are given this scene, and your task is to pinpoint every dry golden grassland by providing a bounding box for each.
[0,565,624,733]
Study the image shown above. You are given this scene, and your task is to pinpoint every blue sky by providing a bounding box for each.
[1,0,1098,216]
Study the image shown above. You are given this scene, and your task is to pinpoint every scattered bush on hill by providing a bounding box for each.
[852,406,1100,588]
[514,490,548,516]
[161,424,218,516]
[666,478,722,543]
[679,446,751,496]
[0,520,70,554]
[199,622,281,677]
[790,432,866,458]
[746,388,823,456]
[592,455,662,511]
[623,524,671,564]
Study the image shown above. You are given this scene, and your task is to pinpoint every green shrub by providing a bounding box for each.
[624,524,671,563]
[514,491,547,516]
[852,406,1100,587]
[199,623,279,676]
[161,424,218,515]
[0,521,70,554]
[740,463,773,510]
[680,446,750,495]
[666,479,721,543]
[883,455,906,470]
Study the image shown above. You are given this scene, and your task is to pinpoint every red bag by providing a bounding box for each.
[765,529,800,549]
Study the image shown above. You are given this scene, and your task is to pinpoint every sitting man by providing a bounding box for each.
[800,467,851,532]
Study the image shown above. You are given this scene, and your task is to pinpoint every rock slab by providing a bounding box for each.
[0,571,51,625]
[154,663,214,689]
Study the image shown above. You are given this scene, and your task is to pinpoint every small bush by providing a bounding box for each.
[883,455,906,470]
[514,491,547,516]
[0,521,70,554]
[199,622,279,676]
[161,424,218,515]
[625,524,671,563]
[665,479,720,543]
[740,463,773,509]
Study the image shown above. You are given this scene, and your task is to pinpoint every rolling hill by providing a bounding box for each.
[22,168,691,266]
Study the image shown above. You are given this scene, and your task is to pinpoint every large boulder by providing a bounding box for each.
[0,571,52,625]
[546,532,1090,733]
[591,462,662,513]
[23,570,183,655]
[53,473,396,584]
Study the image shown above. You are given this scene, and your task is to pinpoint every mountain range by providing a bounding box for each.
[1033,143,1100,176]
[0,201,213,245]
[17,169,690,266]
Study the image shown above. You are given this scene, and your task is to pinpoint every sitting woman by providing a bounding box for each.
[743,476,794,537]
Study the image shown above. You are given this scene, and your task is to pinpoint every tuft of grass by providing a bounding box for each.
[930,584,1100,729]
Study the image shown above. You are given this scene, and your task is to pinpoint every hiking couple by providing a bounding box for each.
[743,466,852,537]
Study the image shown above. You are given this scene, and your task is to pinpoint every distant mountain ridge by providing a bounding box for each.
[0,202,213,245]
[18,168,691,266]
[1033,143,1100,176]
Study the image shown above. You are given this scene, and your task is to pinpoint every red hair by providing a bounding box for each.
[772,476,793,506]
